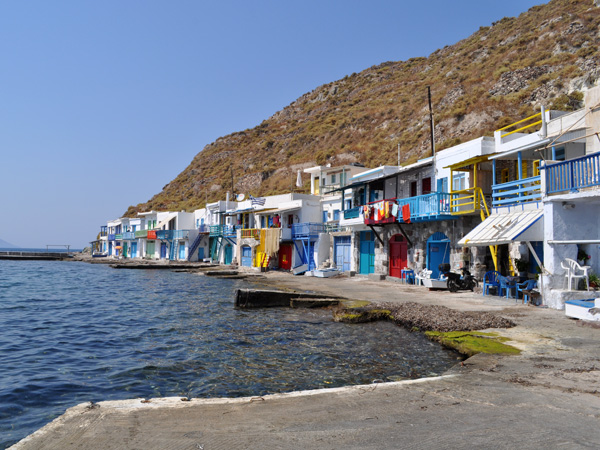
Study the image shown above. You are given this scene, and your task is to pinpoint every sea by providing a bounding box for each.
[0,258,460,448]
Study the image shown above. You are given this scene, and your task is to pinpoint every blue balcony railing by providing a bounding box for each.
[209,225,222,236]
[546,152,600,195]
[121,232,135,240]
[108,234,116,241]
[173,230,190,239]
[342,207,360,220]
[198,224,209,233]
[492,176,541,207]
[209,225,237,237]
[397,192,455,222]
[292,223,325,239]
[224,225,238,237]
[156,230,174,240]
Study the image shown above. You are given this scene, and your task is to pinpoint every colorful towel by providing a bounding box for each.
[402,204,411,223]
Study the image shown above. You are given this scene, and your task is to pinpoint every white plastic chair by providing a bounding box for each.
[415,269,432,286]
[562,258,590,291]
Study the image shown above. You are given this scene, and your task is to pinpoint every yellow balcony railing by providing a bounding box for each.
[450,187,490,220]
[241,228,260,239]
[497,112,542,139]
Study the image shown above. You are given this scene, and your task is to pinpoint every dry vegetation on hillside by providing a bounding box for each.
[125,0,600,216]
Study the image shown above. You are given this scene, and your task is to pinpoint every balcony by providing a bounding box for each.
[292,223,325,239]
[108,234,116,241]
[492,176,541,207]
[198,224,210,233]
[209,225,223,237]
[546,152,600,195]
[224,225,237,237]
[173,230,190,240]
[397,192,455,223]
[450,187,489,217]
[241,228,260,239]
[156,230,174,240]
[121,232,135,240]
[115,234,123,240]
[343,207,360,220]
[135,230,148,238]
[209,225,237,237]
[364,199,397,225]
[99,227,108,237]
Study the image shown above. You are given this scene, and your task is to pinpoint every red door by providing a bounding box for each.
[279,244,292,270]
[389,234,407,278]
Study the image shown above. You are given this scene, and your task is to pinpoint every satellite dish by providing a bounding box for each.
[236,193,246,201]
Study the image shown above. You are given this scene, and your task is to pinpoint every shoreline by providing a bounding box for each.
[12,258,600,449]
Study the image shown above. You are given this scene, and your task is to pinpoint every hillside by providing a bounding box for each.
[125,0,600,216]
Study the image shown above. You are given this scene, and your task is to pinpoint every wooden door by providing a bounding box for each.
[389,234,407,278]
[278,244,292,270]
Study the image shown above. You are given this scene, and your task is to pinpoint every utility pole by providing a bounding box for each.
[397,142,400,167]
[427,86,435,158]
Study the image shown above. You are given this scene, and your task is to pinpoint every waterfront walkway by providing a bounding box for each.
[13,271,600,449]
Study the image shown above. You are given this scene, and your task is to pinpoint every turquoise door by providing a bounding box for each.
[427,232,450,278]
[131,242,137,258]
[241,246,252,267]
[179,242,186,260]
[198,247,204,260]
[224,244,233,264]
[359,231,375,275]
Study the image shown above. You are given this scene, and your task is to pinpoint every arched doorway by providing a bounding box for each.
[389,234,407,278]
[427,232,450,278]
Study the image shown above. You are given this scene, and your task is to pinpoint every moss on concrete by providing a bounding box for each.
[333,309,392,323]
[425,331,521,357]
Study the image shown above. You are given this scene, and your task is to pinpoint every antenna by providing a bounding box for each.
[236,193,246,202]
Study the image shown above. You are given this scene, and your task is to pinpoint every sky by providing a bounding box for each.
[0,0,545,249]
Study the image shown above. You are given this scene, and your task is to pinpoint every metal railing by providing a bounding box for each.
[108,234,116,241]
[292,223,325,239]
[497,111,542,139]
[156,230,174,240]
[492,176,541,207]
[121,232,135,240]
[135,230,148,238]
[546,152,600,195]
[173,230,190,239]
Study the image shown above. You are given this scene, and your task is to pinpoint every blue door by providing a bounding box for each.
[198,247,205,260]
[427,232,450,278]
[179,242,186,260]
[359,231,375,275]
[241,246,252,267]
[224,244,233,265]
[131,242,137,258]
[160,242,167,259]
[335,236,351,272]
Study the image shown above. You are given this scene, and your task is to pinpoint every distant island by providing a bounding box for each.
[0,238,18,248]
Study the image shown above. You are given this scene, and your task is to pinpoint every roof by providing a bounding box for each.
[444,153,498,170]
[458,209,543,246]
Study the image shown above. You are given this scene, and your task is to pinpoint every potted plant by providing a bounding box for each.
[514,258,529,277]
[589,273,599,290]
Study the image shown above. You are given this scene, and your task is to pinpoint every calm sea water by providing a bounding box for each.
[0,260,460,448]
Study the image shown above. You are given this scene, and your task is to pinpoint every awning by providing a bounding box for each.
[263,206,301,215]
[458,209,543,246]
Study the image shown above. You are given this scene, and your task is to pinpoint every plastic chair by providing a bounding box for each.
[498,275,516,299]
[516,279,537,304]
[415,269,432,286]
[562,258,590,291]
[482,271,501,296]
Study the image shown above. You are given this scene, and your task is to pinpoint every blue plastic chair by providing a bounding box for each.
[516,279,537,304]
[483,271,501,296]
[498,275,516,299]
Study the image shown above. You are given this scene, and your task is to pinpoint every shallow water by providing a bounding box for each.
[0,261,460,448]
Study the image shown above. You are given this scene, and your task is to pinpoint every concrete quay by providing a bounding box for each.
[12,272,600,449]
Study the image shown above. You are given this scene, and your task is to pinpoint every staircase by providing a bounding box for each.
[187,232,203,261]
[169,240,177,260]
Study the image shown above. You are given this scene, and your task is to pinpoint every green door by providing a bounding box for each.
[147,241,155,258]
[224,244,233,265]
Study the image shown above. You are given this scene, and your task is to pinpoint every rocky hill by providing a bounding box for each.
[125,0,600,216]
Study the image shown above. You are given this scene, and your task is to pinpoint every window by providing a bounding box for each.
[554,146,565,161]
[331,174,336,184]
[501,169,509,184]
[410,181,417,197]
[333,210,340,221]
[345,199,352,210]
[515,161,527,179]
[533,160,540,177]
[422,177,432,194]
[453,173,466,191]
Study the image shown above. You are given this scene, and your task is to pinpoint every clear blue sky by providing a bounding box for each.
[0,0,544,249]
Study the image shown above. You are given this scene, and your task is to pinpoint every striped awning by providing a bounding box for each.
[458,209,543,246]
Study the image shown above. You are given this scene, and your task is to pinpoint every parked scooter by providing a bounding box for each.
[439,263,478,292]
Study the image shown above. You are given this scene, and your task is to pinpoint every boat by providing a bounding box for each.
[421,278,448,290]
[313,268,340,278]
[565,298,600,321]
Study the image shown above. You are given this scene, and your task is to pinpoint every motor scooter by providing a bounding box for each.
[439,264,478,292]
